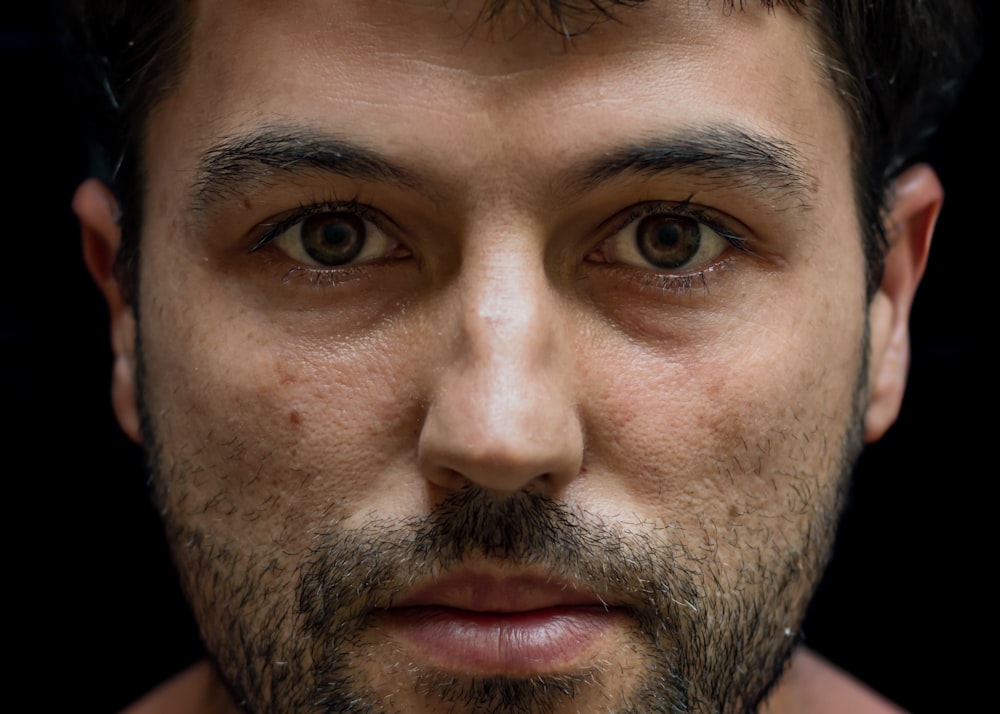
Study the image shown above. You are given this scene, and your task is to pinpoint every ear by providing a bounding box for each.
[863,164,943,443]
[73,178,142,444]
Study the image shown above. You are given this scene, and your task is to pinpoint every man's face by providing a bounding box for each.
[123,1,874,711]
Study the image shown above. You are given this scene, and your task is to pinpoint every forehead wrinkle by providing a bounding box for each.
[563,124,818,211]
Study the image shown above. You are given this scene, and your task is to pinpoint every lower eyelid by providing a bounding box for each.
[596,256,739,297]
[280,264,372,287]
[632,270,711,294]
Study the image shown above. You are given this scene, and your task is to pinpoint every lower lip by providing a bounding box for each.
[378,605,625,674]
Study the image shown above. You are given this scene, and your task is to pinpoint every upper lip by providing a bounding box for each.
[387,566,617,612]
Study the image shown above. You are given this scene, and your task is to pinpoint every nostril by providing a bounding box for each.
[424,466,468,492]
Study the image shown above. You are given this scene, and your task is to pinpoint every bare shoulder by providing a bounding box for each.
[120,659,238,714]
[762,646,908,714]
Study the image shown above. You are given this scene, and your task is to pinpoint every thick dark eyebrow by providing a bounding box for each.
[191,123,816,216]
[191,125,419,209]
[565,124,817,209]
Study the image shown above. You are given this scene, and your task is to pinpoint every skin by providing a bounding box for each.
[74,0,942,712]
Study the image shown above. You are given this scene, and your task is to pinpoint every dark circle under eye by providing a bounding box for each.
[300,212,366,266]
[636,214,701,269]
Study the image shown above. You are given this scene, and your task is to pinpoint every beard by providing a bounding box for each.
[150,478,851,714]
[133,317,868,714]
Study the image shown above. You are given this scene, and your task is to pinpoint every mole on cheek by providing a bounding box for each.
[289,410,303,425]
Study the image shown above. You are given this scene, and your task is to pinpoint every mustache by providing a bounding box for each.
[297,485,701,638]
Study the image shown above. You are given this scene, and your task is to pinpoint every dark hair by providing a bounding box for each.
[57,0,984,301]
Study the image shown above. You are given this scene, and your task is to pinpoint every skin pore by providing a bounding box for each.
[74,0,942,712]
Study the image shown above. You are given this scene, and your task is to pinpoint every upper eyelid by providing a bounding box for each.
[611,198,702,227]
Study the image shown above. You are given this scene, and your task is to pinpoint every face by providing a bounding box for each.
[92,0,905,711]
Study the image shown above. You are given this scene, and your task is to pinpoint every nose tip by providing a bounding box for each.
[418,373,584,493]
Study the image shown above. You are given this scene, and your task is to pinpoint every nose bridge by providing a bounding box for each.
[418,239,584,494]
[468,247,552,375]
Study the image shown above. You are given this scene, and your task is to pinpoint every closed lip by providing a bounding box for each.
[377,566,630,674]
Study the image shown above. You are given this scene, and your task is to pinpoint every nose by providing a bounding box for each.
[418,245,584,494]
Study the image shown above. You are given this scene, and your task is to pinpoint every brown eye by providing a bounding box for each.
[595,206,733,273]
[635,214,701,269]
[301,212,366,266]
[268,206,404,268]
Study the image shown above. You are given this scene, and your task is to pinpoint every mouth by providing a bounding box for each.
[376,567,632,675]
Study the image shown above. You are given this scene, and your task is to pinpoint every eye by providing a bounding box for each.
[593,204,741,272]
[261,206,404,268]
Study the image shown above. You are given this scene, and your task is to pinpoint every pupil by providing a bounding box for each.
[637,214,700,269]
[302,212,365,265]
[654,224,679,247]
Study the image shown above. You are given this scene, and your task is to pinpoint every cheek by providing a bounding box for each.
[137,289,424,546]
[575,296,866,540]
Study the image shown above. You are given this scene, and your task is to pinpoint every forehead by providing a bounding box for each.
[148,0,847,217]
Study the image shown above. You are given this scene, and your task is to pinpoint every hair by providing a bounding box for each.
[57,0,984,302]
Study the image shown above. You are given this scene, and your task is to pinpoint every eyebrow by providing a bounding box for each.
[192,125,419,209]
[566,124,816,208]
[191,123,816,214]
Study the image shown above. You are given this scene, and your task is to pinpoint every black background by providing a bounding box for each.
[4,4,994,712]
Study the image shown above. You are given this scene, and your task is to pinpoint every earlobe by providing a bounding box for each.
[73,178,142,444]
[864,164,943,443]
